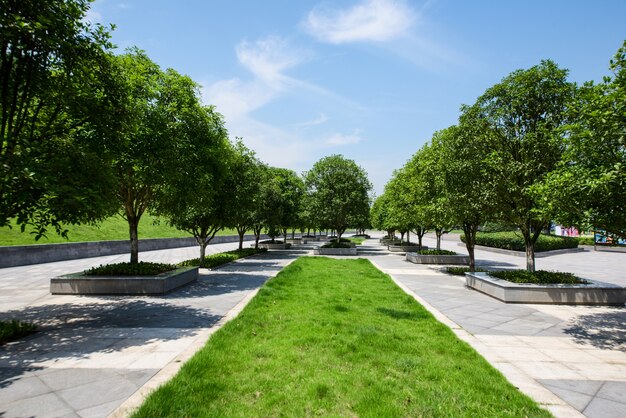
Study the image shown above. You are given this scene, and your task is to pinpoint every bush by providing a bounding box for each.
[179,248,267,269]
[446,267,488,276]
[260,239,284,244]
[576,236,595,246]
[489,270,587,285]
[418,249,456,255]
[0,320,37,345]
[84,262,176,276]
[321,242,352,248]
[460,232,578,252]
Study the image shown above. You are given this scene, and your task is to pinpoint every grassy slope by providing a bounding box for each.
[0,214,239,246]
[133,257,550,417]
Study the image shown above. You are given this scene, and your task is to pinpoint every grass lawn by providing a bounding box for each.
[0,214,240,246]
[133,257,550,417]
[0,320,36,345]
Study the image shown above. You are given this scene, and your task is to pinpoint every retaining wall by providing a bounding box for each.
[0,234,267,268]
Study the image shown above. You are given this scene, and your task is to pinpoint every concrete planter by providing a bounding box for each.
[406,252,469,265]
[313,247,358,256]
[388,244,427,253]
[286,238,302,245]
[458,243,585,258]
[50,266,199,295]
[465,272,626,306]
[257,243,292,250]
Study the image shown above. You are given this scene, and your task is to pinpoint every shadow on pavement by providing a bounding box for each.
[564,309,626,351]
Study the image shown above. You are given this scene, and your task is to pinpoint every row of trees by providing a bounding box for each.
[1,1,374,265]
[374,41,626,272]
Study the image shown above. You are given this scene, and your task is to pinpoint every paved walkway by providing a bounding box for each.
[0,241,305,417]
[1,235,625,417]
[365,235,626,418]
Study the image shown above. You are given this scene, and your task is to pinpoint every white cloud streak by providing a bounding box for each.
[304,0,416,44]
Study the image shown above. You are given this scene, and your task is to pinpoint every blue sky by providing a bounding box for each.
[88,0,626,195]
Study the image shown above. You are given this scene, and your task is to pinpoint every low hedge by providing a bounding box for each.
[0,320,37,345]
[418,249,456,255]
[446,267,488,276]
[322,242,352,249]
[460,232,578,252]
[179,248,267,269]
[490,270,587,285]
[84,261,176,276]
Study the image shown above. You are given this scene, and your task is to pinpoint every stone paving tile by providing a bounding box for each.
[364,236,626,418]
[584,396,626,418]
[0,239,299,418]
[2,392,77,418]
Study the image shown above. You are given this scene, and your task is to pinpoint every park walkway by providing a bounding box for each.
[363,235,626,418]
[0,240,305,417]
[0,235,624,417]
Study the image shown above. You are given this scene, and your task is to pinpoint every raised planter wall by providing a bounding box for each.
[313,247,358,256]
[458,243,585,258]
[50,266,199,295]
[465,272,626,306]
[0,234,268,268]
[388,245,427,253]
[257,243,292,250]
[406,252,469,265]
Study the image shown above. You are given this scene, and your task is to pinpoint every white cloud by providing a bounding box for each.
[84,8,103,24]
[325,131,363,146]
[295,113,329,127]
[304,0,416,44]
[203,78,275,120]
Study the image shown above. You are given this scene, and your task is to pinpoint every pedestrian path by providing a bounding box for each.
[363,237,626,418]
[0,241,305,417]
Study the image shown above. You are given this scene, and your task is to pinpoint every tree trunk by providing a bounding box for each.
[128,216,139,264]
[199,239,207,266]
[436,228,442,251]
[463,222,478,272]
[291,229,295,239]
[524,234,536,272]
[407,230,410,244]
[253,225,261,249]
[237,227,246,251]
[400,231,405,243]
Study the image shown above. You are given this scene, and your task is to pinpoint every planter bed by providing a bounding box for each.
[388,244,427,253]
[406,252,469,265]
[313,247,358,256]
[465,272,626,305]
[50,266,199,295]
[256,242,292,250]
[286,238,302,244]
[458,243,585,258]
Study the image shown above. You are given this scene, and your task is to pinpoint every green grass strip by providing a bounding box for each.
[133,257,550,417]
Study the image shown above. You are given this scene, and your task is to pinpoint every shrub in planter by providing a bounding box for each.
[461,232,578,252]
[1,320,37,345]
[489,270,587,285]
[576,236,595,246]
[179,248,267,269]
[321,242,352,249]
[84,262,176,276]
[260,239,285,244]
[446,266,488,276]
[418,249,456,255]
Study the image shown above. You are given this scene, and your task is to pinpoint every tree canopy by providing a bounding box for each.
[305,155,372,241]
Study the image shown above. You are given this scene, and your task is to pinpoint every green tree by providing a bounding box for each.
[437,124,495,271]
[370,194,396,239]
[0,0,119,237]
[304,155,372,242]
[154,105,230,265]
[112,49,209,263]
[225,139,265,250]
[539,41,626,240]
[262,167,303,242]
[412,139,456,250]
[467,60,574,271]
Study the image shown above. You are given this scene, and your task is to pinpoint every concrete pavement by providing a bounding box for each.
[366,234,626,418]
[0,240,304,417]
